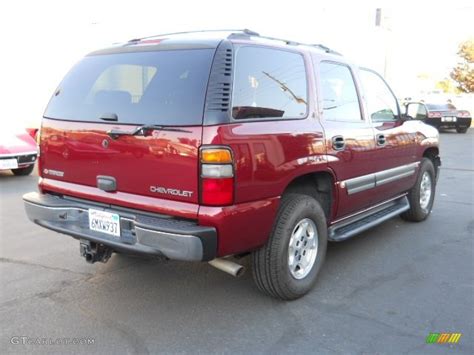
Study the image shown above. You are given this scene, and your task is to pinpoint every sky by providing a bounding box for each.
[0,0,472,127]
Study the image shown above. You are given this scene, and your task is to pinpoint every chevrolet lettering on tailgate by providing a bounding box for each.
[150,186,194,198]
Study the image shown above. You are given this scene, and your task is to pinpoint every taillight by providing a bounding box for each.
[458,111,471,118]
[428,112,441,118]
[200,147,234,206]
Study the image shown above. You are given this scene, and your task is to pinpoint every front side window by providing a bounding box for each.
[359,69,399,122]
[232,46,308,120]
[319,62,362,122]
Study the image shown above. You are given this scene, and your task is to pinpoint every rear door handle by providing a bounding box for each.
[376,134,386,146]
[332,135,345,150]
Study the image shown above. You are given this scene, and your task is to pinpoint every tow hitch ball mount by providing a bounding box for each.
[80,239,113,264]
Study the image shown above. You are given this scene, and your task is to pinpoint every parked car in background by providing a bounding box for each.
[23,29,441,300]
[0,127,38,175]
[405,102,471,133]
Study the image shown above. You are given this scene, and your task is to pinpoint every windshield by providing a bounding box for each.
[44,49,214,125]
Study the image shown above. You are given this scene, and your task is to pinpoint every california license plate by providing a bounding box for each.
[89,209,121,237]
[0,158,18,170]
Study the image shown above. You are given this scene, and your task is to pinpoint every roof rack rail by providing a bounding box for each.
[311,44,342,55]
[228,32,341,55]
[127,29,341,55]
[229,32,299,45]
[128,29,259,43]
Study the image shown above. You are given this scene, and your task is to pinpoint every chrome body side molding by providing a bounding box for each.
[343,162,419,195]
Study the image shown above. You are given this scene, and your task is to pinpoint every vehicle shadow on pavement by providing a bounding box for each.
[73,216,404,310]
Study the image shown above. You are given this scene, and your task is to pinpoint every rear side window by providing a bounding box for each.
[44,49,215,125]
[232,46,308,120]
[319,62,362,122]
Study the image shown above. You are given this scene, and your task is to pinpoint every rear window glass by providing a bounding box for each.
[426,103,456,110]
[232,46,308,120]
[44,49,215,125]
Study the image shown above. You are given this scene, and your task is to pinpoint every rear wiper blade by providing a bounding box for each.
[107,125,192,139]
[134,125,193,134]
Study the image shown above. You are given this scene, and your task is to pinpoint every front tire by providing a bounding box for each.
[252,193,327,300]
[12,164,35,176]
[456,127,468,133]
[401,158,436,222]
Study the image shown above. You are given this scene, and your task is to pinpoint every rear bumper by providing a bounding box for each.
[427,117,471,128]
[23,192,217,261]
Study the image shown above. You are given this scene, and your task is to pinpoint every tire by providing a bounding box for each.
[12,164,35,176]
[401,158,436,222]
[252,193,328,300]
[456,127,468,133]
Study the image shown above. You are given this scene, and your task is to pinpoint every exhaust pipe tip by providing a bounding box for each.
[234,265,245,278]
[208,258,245,278]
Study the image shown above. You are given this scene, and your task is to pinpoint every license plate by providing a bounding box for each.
[89,209,121,237]
[0,158,18,170]
[442,116,456,122]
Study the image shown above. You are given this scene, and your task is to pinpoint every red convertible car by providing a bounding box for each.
[0,127,38,176]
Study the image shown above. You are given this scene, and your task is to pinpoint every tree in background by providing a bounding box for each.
[450,39,474,93]
[435,78,458,94]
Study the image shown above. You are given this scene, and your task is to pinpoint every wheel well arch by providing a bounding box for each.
[423,147,440,178]
[282,171,335,220]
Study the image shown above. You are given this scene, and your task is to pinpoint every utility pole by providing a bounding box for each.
[375,8,392,80]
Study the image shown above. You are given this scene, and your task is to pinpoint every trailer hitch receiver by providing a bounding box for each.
[80,239,113,263]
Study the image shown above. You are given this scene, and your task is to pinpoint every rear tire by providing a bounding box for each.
[252,193,327,300]
[12,164,35,176]
[401,158,436,222]
[456,127,468,133]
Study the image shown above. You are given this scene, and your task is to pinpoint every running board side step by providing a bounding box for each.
[328,196,410,242]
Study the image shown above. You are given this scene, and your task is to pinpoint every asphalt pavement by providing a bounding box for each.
[1,129,473,354]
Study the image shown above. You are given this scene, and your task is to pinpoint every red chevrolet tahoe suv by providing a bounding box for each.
[23,30,441,300]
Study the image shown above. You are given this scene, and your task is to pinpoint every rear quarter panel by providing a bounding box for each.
[202,120,328,203]
[200,118,333,255]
